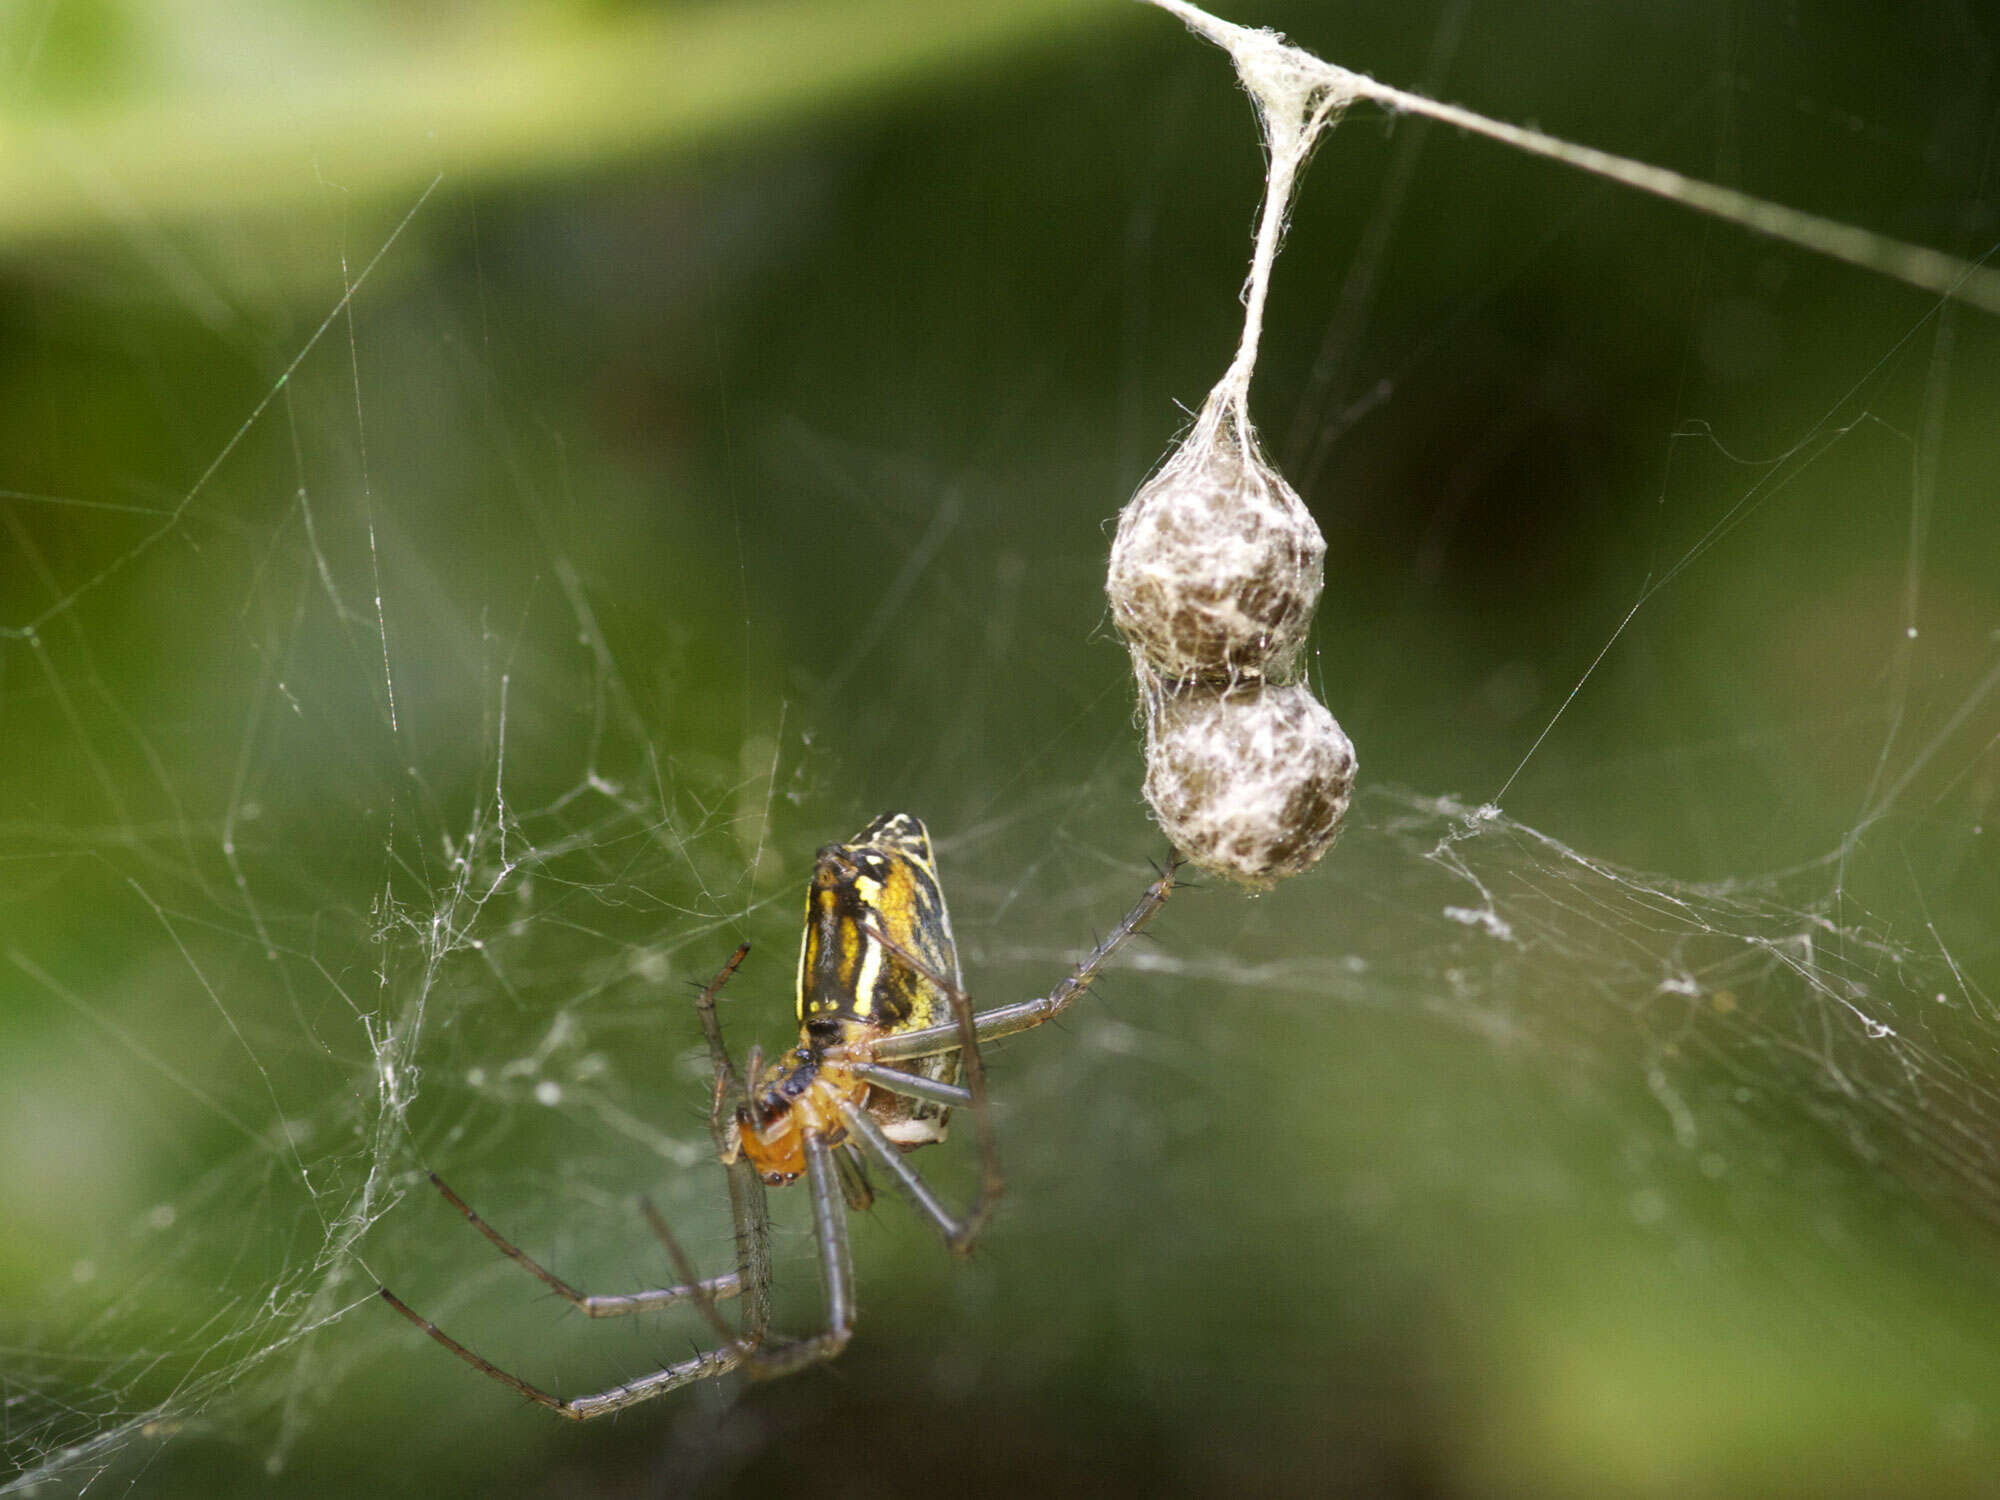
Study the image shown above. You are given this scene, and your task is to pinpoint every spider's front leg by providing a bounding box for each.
[865,856,1179,1063]
[834,856,1179,1256]
[736,1132,855,1380]
[691,942,773,1343]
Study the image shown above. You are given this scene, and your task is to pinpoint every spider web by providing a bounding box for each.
[3,1,1998,1494]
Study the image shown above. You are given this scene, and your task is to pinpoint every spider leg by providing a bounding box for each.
[720,1155,773,1342]
[739,1131,854,1380]
[423,1172,743,1317]
[834,1140,876,1211]
[692,943,773,1343]
[845,1064,970,1111]
[835,1096,991,1254]
[862,856,1178,1064]
[379,1285,745,1421]
[640,1197,744,1351]
[849,922,1002,1254]
[838,859,1177,1255]
[377,944,788,1419]
[742,1046,770,1131]
[404,941,770,1325]
[693,942,752,1115]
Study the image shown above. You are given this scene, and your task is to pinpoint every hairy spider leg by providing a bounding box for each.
[692,943,774,1342]
[833,1141,876,1211]
[376,1287,744,1421]
[829,856,1178,1255]
[845,919,999,1253]
[728,1132,855,1381]
[860,857,1177,1065]
[377,945,771,1418]
[419,1171,746,1319]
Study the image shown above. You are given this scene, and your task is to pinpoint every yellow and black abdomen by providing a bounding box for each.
[796,812,963,1147]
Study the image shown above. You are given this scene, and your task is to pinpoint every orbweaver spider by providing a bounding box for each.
[380,813,1177,1418]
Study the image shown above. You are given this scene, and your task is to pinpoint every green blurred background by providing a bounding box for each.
[4,1,1998,1495]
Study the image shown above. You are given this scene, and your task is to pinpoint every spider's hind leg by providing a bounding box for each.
[378,1283,746,1421]
[421,1171,745,1318]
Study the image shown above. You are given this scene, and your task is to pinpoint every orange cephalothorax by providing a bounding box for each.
[728,1046,871,1185]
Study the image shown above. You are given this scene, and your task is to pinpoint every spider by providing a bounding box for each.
[380,812,1177,1418]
